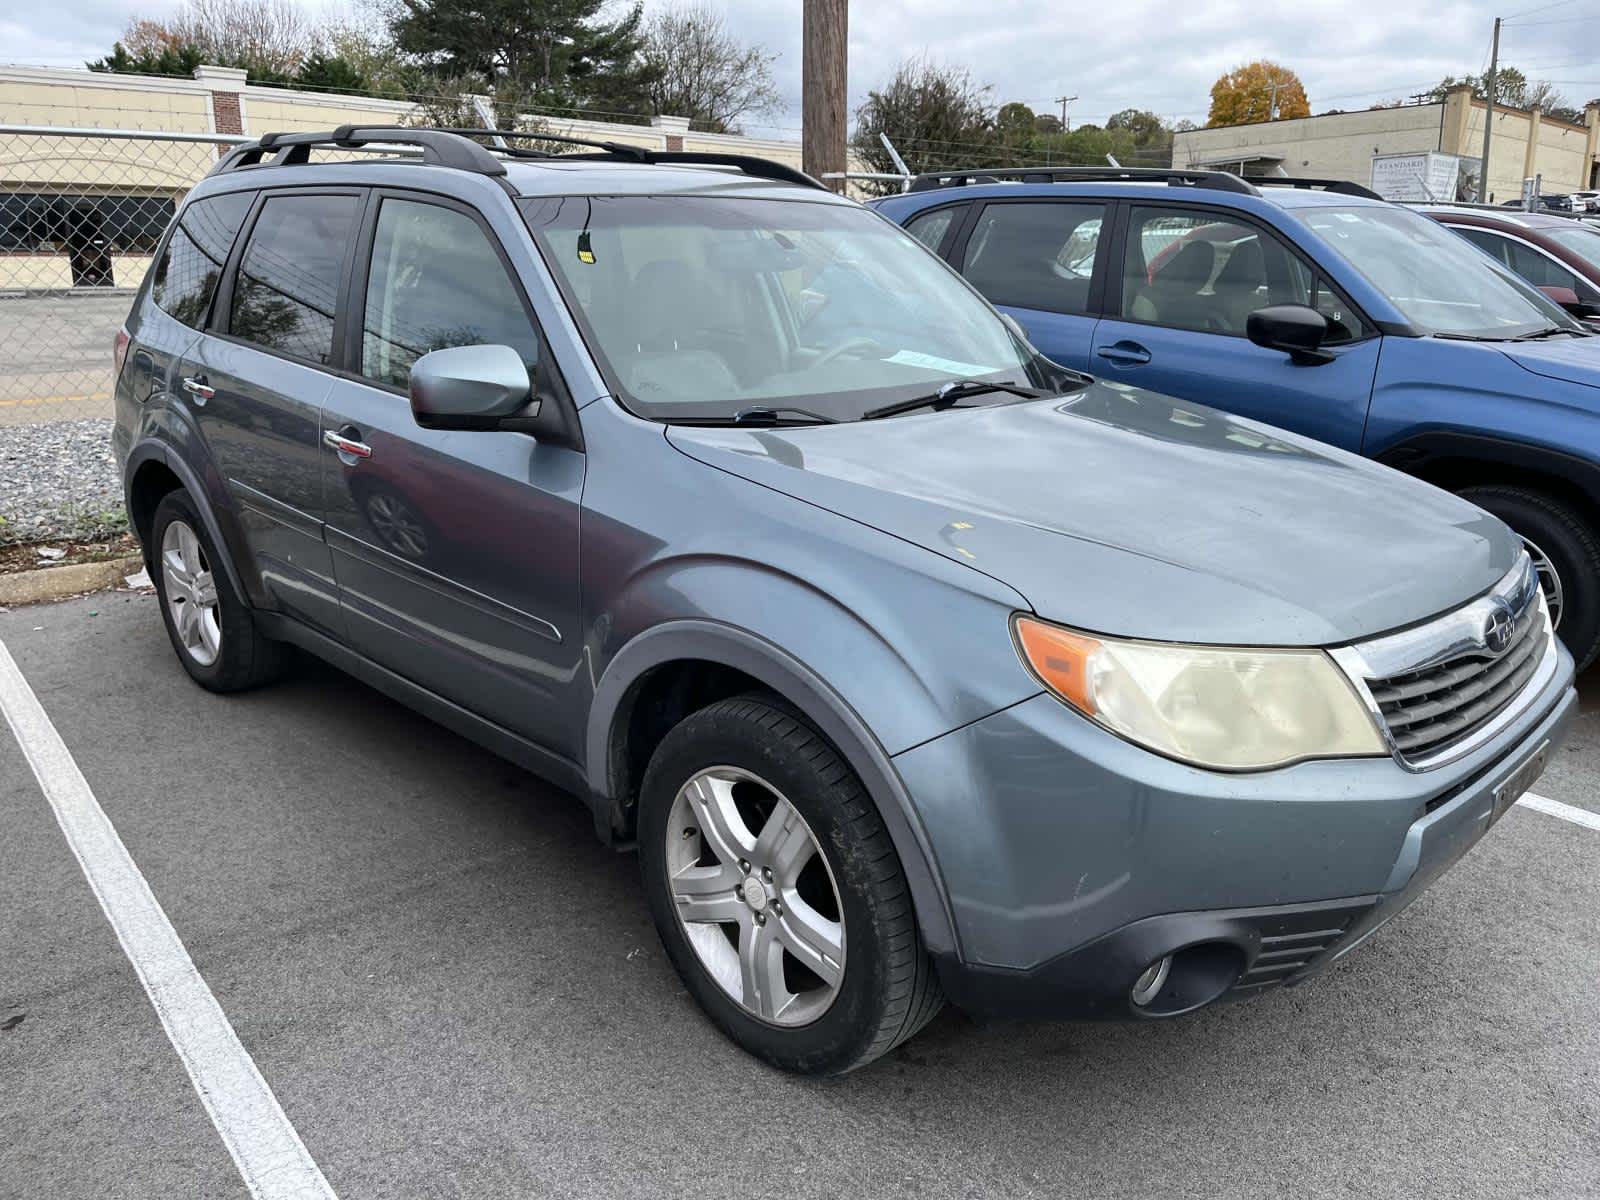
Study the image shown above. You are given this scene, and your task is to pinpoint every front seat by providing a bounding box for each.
[1209,238,1267,333]
[624,259,739,400]
[1141,239,1217,331]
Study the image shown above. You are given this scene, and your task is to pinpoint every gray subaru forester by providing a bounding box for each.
[113,127,1578,1075]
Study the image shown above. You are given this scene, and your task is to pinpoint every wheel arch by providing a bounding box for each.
[586,619,960,959]
[1375,431,1600,528]
[125,441,253,604]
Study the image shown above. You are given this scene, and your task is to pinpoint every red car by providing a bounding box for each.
[1422,205,1600,331]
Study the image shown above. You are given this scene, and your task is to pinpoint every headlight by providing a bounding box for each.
[1013,616,1386,771]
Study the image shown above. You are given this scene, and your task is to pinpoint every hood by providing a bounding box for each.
[1499,334,1600,389]
[666,382,1520,646]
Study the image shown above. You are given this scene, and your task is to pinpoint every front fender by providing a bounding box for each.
[585,617,966,957]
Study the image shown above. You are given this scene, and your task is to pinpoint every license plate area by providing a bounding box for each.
[1491,739,1548,824]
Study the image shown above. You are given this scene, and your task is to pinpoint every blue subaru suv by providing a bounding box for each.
[876,168,1600,669]
[115,133,1576,1074]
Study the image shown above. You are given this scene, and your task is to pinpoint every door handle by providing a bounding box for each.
[1096,341,1152,366]
[323,428,373,460]
[181,375,215,402]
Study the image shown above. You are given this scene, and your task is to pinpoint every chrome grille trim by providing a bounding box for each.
[1330,555,1557,772]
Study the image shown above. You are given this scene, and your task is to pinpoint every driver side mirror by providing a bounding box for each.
[409,343,578,446]
[1246,304,1335,366]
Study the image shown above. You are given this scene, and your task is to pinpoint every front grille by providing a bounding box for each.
[1367,602,1548,762]
[1337,555,1551,770]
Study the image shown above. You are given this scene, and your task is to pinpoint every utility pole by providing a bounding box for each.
[1267,79,1283,121]
[802,0,848,192]
[1478,15,1501,203]
[1056,94,1078,131]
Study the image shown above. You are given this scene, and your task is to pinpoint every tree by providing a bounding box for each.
[637,3,780,133]
[1428,68,1583,125]
[388,0,652,119]
[1206,61,1309,127]
[850,57,996,194]
[1106,108,1167,146]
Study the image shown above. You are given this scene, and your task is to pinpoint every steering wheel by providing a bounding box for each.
[809,336,884,368]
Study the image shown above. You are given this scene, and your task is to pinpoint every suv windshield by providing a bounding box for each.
[1298,205,1576,339]
[1548,225,1600,275]
[521,194,1042,421]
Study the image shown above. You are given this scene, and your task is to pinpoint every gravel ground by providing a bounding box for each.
[0,418,124,545]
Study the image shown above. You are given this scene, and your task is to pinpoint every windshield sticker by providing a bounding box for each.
[885,349,1001,376]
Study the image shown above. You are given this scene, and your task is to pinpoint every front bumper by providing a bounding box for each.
[897,645,1577,1020]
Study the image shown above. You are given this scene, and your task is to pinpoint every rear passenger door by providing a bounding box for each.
[1089,203,1382,451]
[319,190,585,758]
[179,188,363,635]
[950,200,1108,370]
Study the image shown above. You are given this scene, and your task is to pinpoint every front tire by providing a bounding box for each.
[638,694,943,1075]
[150,490,289,692]
[1460,485,1600,671]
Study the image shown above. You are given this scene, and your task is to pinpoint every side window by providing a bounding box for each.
[1123,205,1368,341]
[961,202,1105,315]
[230,193,359,364]
[1501,239,1583,291]
[360,198,540,389]
[150,191,252,329]
[904,206,959,254]
[1458,228,1513,267]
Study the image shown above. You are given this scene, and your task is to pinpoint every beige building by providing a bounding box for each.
[1173,86,1600,203]
[0,63,815,290]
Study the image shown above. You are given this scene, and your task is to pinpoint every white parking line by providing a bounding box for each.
[1519,791,1600,833]
[0,640,337,1200]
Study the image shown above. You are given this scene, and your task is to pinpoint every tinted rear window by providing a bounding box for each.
[230,193,359,364]
[150,192,252,329]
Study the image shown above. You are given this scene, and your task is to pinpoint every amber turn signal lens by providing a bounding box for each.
[1014,617,1101,716]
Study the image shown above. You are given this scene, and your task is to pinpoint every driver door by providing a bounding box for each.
[1090,204,1381,452]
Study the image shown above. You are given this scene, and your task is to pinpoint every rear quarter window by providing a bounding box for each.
[150,191,253,329]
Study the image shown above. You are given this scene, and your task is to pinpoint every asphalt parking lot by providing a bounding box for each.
[2,591,1598,1200]
[0,292,127,426]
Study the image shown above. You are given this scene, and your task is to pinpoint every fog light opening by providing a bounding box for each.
[1130,955,1173,1008]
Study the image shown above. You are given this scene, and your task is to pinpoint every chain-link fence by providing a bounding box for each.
[0,126,246,545]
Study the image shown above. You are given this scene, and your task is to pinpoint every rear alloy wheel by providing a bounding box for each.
[639,694,943,1075]
[150,489,289,692]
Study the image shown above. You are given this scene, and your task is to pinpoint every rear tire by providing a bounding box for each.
[1459,485,1600,671]
[638,694,943,1075]
[150,490,289,692]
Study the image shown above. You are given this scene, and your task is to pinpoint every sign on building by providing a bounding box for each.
[1370,152,1463,202]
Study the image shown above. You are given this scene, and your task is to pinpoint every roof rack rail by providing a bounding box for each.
[442,128,828,190]
[1251,177,1383,201]
[211,124,828,191]
[214,125,508,176]
[906,165,1259,195]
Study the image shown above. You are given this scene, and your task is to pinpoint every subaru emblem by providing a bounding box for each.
[1482,600,1516,656]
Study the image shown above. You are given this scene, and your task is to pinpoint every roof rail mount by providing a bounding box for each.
[218,126,508,175]
[1253,177,1383,201]
[907,165,1260,196]
[213,125,828,191]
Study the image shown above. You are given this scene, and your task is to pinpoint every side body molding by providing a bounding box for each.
[585,619,960,958]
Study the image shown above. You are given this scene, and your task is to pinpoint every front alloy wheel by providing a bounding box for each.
[639,694,943,1075]
[665,766,845,1026]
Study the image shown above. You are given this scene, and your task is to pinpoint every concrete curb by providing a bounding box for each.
[0,555,145,607]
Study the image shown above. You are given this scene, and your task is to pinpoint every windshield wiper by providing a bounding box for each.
[682,406,840,427]
[861,379,1041,421]
[1511,326,1583,341]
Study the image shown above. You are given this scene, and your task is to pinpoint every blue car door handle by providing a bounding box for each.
[1097,341,1152,366]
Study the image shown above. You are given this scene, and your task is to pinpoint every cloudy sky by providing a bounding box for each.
[4,0,1597,138]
